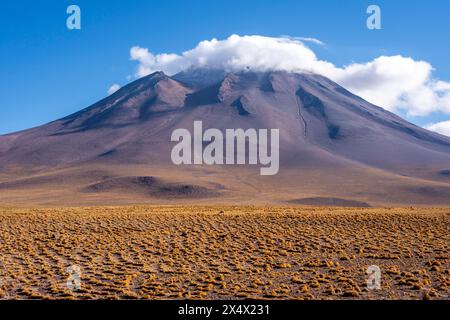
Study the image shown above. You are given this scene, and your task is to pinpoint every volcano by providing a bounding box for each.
[1,69,450,206]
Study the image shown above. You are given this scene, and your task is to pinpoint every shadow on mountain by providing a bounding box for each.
[439,169,450,177]
[82,176,219,199]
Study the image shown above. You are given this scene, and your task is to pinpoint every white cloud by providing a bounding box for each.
[130,35,329,77]
[280,35,325,46]
[107,84,121,95]
[425,121,450,137]
[295,37,325,46]
[130,34,450,117]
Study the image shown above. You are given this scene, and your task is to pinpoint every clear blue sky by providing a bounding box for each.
[1,0,449,134]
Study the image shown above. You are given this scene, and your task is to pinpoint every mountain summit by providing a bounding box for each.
[1,69,450,206]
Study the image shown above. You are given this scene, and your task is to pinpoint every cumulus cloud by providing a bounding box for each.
[107,84,121,95]
[425,121,450,137]
[130,34,450,116]
[130,35,331,77]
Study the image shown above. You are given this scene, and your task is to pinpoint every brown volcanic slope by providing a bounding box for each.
[1,69,450,206]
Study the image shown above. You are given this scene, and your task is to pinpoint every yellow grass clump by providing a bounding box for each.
[0,205,448,300]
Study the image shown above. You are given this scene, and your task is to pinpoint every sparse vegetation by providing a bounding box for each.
[0,206,448,300]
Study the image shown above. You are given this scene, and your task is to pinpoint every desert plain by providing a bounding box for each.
[0,205,448,300]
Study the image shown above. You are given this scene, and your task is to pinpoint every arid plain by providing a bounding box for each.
[0,206,448,300]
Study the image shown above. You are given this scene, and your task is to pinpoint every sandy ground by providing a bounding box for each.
[0,206,448,300]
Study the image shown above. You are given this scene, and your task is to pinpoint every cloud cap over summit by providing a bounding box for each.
[130,35,450,117]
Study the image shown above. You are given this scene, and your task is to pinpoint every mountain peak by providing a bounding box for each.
[1,68,450,176]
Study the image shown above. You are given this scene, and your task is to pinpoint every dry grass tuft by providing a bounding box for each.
[0,206,448,300]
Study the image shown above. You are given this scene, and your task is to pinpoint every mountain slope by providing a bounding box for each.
[1,69,450,206]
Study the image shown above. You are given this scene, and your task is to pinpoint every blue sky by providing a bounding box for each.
[1,0,450,135]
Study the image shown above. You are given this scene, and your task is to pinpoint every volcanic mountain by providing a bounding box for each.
[1,69,450,206]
